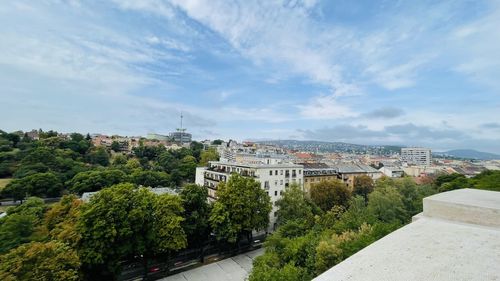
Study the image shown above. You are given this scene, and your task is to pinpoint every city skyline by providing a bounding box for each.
[1,1,500,153]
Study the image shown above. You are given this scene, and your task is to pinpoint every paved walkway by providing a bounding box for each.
[162,248,264,281]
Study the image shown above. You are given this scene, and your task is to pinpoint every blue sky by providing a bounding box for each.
[1,0,500,153]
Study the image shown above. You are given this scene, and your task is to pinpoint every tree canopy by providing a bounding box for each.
[309,179,351,212]
[209,174,272,243]
[77,183,186,277]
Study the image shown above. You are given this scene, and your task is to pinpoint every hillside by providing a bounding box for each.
[435,149,500,160]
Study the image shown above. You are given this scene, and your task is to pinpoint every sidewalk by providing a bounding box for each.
[161,248,264,281]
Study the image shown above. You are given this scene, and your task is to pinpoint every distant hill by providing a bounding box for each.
[435,149,500,160]
[254,139,402,155]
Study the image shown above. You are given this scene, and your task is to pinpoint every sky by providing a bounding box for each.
[0,0,499,153]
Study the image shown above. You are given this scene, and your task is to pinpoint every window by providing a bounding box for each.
[275,170,278,175]
[274,191,278,196]
[264,181,270,189]
[275,180,278,186]
[280,170,283,175]
[280,191,283,195]
[299,170,302,174]
[269,170,273,176]
[280,180,283,185]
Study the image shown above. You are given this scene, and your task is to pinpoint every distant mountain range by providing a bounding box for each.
[434,149,500,160]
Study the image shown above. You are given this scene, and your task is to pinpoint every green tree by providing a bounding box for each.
[180,184,211,246]
[179,155,197,182]
[125,158,142,171]
[315,223,396,275]
[0,214,38,254]
[157,151,178,173]
[111,153,127,166]
[0,241,81,281]
[190,141,204,161]
[44,195,83,247]
[199,147,219,166]
[68,169,128,194]
[310,180,351,212]
[5,172,63,199]
[211,139,223,145]
[434,173,466,188]
[367,186,407,223]
[110,141,121,152]
[77,184,186,278]
[131,170,171,187]
[86,147,110,166]
[439,176,472,192]
[471,170,500,191]
[0,198,46,254]
[275,184,315,227]
[353,175,374,203]
[394,178,437,216]
[209,174,272,243]
[249,255,311,281]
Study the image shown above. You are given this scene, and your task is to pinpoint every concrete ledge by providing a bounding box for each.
[423,188,500,227]
[411,212,424,222]
[314,188,500,281]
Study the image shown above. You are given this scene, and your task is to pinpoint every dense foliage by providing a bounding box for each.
[249,172,500,281]
[209,174,272,243]
[0,129,218,201]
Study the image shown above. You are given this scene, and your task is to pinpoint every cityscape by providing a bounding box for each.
[1,1,499,281]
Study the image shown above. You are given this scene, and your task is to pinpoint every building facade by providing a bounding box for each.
[301,163,339,193]
[401,147,432,166]
[379,166,404,178]
[195,161,304,232]
[335,163,383,189]
[170,131,192,143]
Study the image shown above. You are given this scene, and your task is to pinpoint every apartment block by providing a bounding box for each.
[195,161,304,232]
[401,147,432,166]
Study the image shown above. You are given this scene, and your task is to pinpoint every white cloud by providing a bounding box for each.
[167,0,358,97]
[298,95,355,119]
[111,0,175,18]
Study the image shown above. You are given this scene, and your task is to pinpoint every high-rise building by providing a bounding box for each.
[401,147,432,166]
[169,131,192,143]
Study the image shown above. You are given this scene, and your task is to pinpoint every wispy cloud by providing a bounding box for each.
[362,107,405,119]
[1,0,499,152]
[298,95,355,120]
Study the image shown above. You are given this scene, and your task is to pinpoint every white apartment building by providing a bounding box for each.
[401,147,432,166]
[195,160,304,232]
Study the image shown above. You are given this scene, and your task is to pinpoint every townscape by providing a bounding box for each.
[0,128,498,280]
[1,1,500,281]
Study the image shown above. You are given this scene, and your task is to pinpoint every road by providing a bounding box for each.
[0,197,61,207]
[161,248,264,281]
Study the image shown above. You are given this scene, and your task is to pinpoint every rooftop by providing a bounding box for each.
[334,163,380,174]
[314,188,500,281]
[208,161,303,169]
